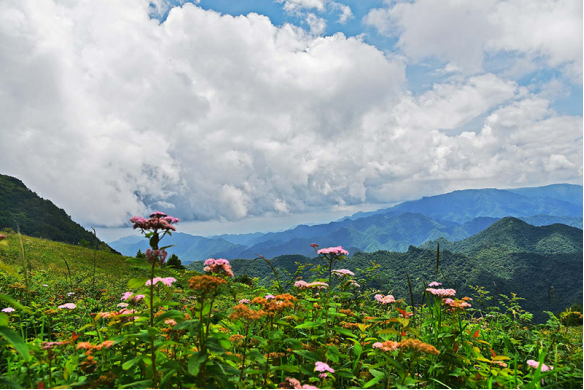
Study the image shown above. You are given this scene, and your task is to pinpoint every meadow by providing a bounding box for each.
[0,213,582,389]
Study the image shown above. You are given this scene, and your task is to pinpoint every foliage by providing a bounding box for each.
[0,224,582,389]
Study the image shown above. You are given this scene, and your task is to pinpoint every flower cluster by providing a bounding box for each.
[1,307,15,313]
[252,294,297,316]
[332,269,354,277]
[317,246,349,256]
[374,294,396,304]
[428,281,442,287]
[145,249,168,266]
[77,340,115,352]
[372,340,400,352]
[41,341,70,350]
[58,303,76,309]
[278,377,318,389]
[121,292,145,301]
[130,211,180,231]
[203,258,234,278]
[443,297,472,312]
[315,361,335,373]
[189,275,226,293]
[229,304,266,321]
[399,339,440,355]
[426,288,456,297]
[239,299,251,304]
[295,281,329,289]
[349,280,360,288]
[527,360,553,372]
[146,277,176,287]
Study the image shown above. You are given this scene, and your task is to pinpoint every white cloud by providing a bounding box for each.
[364,0,583,81]
[305,13,326,35]
[330,2,353,24]
[0,0,581,229]
[277,0,327,13]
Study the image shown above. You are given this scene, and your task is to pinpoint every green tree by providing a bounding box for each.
[166,253,185,270]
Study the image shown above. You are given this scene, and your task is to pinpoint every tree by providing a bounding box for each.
[136,249,146,259]
[167,254,185,270]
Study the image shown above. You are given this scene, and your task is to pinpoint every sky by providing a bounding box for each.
[0,0,582,241]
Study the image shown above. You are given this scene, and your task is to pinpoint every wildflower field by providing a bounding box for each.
[0,214,582,389]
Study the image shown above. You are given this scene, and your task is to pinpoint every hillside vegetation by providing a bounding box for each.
[0,174,112,250]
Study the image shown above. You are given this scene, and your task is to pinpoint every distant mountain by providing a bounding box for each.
[109,232,247,264]
[506,184,583,207]
[518,215,582,229]
[210,232,266,246]
[0,174,114,251]
[190,219,583,322]
[420,217,583,255]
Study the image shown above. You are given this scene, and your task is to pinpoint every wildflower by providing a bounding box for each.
[67,292,75,296]
[58,303,76,309]
[265,294,276,300]
[130,213,179,232]
[317,246,349,256]
[307,282,328,290]
[42,284,49,287]
[230,303,266,321]
[117,302,128,308]
[318,373,328,379]
[295,280,309,289]
[229,334,245,345]
[310,243,319,248]
[443,297,471,312]
[1,307,15,313]
[239,299,251,304]
[428,281,442,287]
[99,340,115,349]
[121,292,144,301]
[373,340,400,352]
[399,339,439,355]
[397,307,413,318]
[145,249,168,266]
[349,280,360,288]
[279,378,318,389]
[76,342,93,350]
[189,275,226,293]
[146,277,176,287]
[203,258,234,278]
[41,341,69,350]
[252,294,297,316]
[527,360,553,372]
[426,288,456,297]
[150,211,167,218]
[164,319,177,327]
[332,269,354,277]
[314,361,335,373]
[374,294,396,304]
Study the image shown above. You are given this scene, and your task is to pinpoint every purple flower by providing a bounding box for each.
[2,307,15,313]
[149,211,167,218]
[317,246,349,256]
[428,281,442,287]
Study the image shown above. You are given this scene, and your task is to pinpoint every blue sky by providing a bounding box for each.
[1,0,582,241]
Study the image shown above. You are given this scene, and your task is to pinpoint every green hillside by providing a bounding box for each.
[0,174,112,250]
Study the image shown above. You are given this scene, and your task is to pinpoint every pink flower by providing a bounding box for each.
[332,269,354,277]
[375,294,396,304]
[428,281,442,287]
[1,307,15,313]
[0,234,7,241]
[527,360,553,372]
[239,299,251,304]
[265,294,276,300]
[302,386,319,389]
[295,280,309,289]
[203,258,234,278]
[307,282,328,290]
[66,292,75,296]
[314,361,334,373]
[146,277,176,287]
[145,249,168,266]
[349,280,360,288]
[318,373,327,379]
[121,292,144,301]
[149,211,167,218]
[117,303,128,308]
[426,288,456,297]
[58,303,76,309]
[317,246,349,256]
[310,243,319,248]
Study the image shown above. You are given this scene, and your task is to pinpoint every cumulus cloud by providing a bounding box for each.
[0,0,581,229]
[364,0,583,81]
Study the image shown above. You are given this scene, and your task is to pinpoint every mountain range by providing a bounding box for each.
[110,184,583,263]
[188,217,583,322]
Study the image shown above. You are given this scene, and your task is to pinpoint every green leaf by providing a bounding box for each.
[273,365,300,373]
[127,277,149,290]
[173,320,200,330]
[0,294,31,313]
[205,337,225,353]
[295,320,325,329]
[294,350,321,361]
[0,313,8,327]
[326,345,340,363]
[377,328,400,335]
[331,326,357,338]
[122,355,143,370]
[0,326,29,361]
[188,353,206,376]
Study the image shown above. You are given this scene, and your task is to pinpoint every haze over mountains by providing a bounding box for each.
[109,184,583,263]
